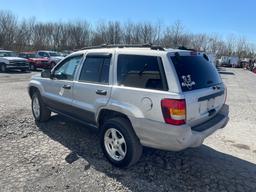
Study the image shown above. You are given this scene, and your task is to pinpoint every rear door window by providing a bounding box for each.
[79,55,111,84]
[117,54,168,91]
[170,54,221,92]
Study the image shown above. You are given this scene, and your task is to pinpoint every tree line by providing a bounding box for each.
[0,10,255,58]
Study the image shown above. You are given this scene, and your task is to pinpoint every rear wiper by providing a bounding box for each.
[207,80,213,84]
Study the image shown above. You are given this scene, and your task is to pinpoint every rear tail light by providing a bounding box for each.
[161,99,186,125]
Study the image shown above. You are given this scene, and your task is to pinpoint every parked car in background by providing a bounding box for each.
[252,60,256,74]
[220,56,231,67]
[230,56,240,68]
[252,66,256,74]
[240,58,250,69]
[0,50,29,72]
[220,56,240,68]
[19,52,50,71]
[36,51,64,68]
[207,53,217,67]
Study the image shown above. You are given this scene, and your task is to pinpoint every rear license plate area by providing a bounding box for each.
[207,98,215,110]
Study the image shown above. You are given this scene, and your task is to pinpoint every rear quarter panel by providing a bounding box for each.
[107,52,183,122]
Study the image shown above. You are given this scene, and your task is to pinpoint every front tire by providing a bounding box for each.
[30,64,36,71]
[21,68,29,73]
[32,91,51,122]
[0,64,6,73]
[100,117,143,168]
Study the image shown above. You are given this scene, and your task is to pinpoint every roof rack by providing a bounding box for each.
[178,46,197,52]
[81,44,165,51]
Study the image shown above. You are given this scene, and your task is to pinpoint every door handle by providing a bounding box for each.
[63,84,71,89]
[96,89,107,95]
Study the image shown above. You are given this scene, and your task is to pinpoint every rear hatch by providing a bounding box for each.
[169,51,226,127]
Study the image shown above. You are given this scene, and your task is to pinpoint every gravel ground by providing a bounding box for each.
[0,68,255,192]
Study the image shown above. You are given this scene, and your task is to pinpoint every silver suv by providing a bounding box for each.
[28,45,229,167]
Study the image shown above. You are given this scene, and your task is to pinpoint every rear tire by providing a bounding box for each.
[32,91,51,122]
[100,117,143,168]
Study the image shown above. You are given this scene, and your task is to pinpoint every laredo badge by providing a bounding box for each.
[181,75,195,90]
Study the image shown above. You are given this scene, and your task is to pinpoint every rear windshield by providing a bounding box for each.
[171,55,221,92]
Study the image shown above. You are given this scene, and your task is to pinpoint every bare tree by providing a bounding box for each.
[0,10,17,49]
[225,34,237,56]
[0,9,255,58]
[162,21,187,48]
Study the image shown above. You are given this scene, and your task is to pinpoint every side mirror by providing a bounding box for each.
[41,69,52,78]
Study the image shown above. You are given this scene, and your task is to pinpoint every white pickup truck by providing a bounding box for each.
[0,50,29,72]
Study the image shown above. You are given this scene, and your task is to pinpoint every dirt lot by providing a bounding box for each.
[0,69,256,192]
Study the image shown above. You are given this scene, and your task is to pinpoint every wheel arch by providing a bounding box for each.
[97,109,131,128]
[28,80,44,99]
[97,108,143,136]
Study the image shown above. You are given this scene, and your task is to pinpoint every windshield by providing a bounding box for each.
[49,52,60,57]
[0,51,17,57]
[26,53,37,58]
[171,55,221,92]
[20,53,37,58]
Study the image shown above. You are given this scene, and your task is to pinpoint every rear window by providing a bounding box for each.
[79,56,111,84]
[171,55,221,92]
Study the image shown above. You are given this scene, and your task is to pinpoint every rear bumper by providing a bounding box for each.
[131,104,229,151]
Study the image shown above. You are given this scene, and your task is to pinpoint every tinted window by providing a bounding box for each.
[171,55,221,92]
[79,56,111,83]
[117,54,167,91]
[53,55,82,80]
[101,58,111,83]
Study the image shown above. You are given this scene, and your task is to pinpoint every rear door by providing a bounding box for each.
[72,53,112,124]
[169,52,226,127]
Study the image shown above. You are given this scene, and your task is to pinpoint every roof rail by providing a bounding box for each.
[81,44,165,51]
[178,46,197,52]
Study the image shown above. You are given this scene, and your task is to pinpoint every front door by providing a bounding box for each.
[43,54,83,115]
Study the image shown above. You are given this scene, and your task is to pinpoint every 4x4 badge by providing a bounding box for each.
[181,75,195,90]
